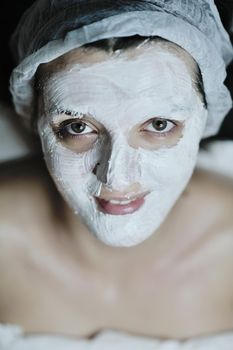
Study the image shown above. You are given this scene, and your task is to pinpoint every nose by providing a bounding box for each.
[92,135,141,191]
[92,135,112,184]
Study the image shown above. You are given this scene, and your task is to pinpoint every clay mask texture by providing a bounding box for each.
[38,46,207,247]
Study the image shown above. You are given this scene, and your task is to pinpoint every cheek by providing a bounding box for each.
[39,132,99,184]
[138,128,203,190]
[144,111,207,184]
[50,146,100,183]
[44,147,100,205]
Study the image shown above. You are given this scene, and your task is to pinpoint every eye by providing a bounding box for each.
[143,118,176,134]
[55,119,97,138]
[65,121,93,135]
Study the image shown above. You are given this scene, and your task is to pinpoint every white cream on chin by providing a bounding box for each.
[37,47,207,247]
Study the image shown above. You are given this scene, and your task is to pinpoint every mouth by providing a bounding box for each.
[95,193,148,215]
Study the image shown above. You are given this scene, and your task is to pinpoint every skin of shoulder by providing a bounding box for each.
[190,169,233,223]
[0,157,62,244]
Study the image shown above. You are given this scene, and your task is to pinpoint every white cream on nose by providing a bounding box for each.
[95,133,142,192]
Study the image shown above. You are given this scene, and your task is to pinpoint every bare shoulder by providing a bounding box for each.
[187,168,233,227]
[191,168,233,202]
[0,157,62,238]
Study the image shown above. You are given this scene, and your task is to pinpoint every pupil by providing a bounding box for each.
[152,119,167,131]
[71,122,86,133]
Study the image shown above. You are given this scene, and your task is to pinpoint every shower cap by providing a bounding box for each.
[10,0,233,137]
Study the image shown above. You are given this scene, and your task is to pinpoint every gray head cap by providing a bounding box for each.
[10,0,233,137]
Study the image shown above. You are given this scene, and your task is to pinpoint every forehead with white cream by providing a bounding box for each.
[37,40,204,128]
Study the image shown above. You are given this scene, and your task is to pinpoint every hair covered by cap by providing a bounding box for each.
[10,0,233,137]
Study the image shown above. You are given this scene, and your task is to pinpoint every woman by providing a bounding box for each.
[0,0,233,349]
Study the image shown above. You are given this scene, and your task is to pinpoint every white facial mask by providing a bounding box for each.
[38,46,207,247]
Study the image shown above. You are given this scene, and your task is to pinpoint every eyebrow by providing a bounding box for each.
[48,106,88,122]
[51,106,85,116]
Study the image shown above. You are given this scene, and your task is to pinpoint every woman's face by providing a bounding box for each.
[37,42,207,247]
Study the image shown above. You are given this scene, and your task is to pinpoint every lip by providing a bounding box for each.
[95,193,147,215]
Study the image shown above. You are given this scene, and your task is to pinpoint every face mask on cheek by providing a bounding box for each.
[37,98,207,248]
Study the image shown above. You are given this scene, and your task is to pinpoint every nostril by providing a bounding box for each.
[92,163,100,175]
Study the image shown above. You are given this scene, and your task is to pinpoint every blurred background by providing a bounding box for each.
[0,1,232,175]
[0,1,39,162]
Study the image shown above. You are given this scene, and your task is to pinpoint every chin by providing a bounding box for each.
[98,235,151,248]
[83,217,159,248]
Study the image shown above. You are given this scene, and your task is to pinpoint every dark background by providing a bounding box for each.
[0,0,232,142]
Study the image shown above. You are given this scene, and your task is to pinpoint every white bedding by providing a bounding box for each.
[197,140,233,180]
[1,324,233,350]
[0,102,35,163]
